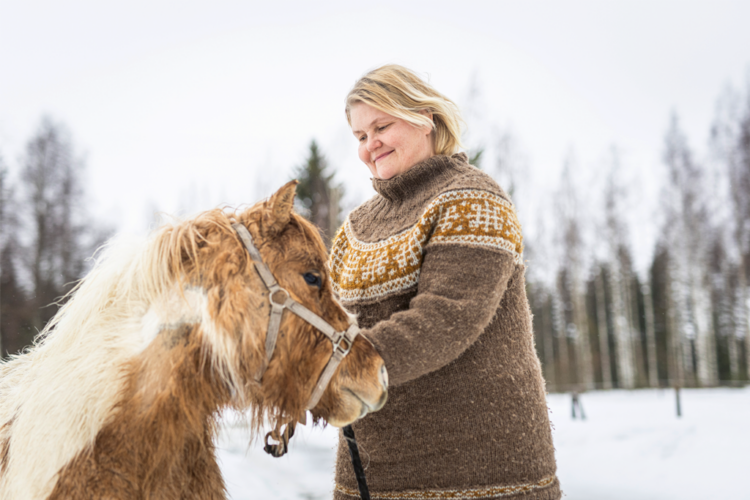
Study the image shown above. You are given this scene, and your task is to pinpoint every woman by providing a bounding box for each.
[329,65,560,500]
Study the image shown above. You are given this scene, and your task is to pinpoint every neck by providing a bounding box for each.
[48,325,231,498]
[372,153,467,202]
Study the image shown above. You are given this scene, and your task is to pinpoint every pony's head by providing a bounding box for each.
[157,181,387,428]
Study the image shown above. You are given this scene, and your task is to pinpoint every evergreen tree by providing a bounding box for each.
[292,140,343,246]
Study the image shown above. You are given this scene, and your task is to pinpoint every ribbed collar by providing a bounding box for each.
[371,153,468,202]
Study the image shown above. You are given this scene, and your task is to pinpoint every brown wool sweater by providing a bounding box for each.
[328,153,560,500]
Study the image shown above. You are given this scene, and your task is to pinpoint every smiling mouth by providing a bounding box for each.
[374,150,393,163]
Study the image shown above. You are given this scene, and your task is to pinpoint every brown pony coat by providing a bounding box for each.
[0,182,387,500]
[49,325,228,499]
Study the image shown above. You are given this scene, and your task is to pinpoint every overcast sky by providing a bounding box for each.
[1,0,749,271]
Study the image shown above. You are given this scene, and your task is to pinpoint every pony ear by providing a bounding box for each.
[262,180,299,237]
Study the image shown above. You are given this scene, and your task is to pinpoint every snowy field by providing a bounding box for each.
[547,387,749,500]
[216,387,750,500]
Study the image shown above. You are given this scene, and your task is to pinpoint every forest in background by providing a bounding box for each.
[1,76,749,393]
[516,79,750,391]
[0,118,110,355]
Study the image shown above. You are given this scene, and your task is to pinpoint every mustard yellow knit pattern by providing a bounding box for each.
[329,189,523,303]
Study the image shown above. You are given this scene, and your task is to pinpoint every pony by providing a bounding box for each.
[0,181,388,499]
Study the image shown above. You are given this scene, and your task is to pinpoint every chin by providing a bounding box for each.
[375,166,400,180]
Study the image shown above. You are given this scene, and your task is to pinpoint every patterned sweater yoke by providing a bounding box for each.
[329,154,560,500]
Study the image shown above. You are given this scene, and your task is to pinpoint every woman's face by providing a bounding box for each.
[350,103,434,180]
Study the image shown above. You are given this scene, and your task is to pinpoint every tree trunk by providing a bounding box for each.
[573,280,594,390]
[595,270,612,389]
[692,266,718,387]
[740,262,750,381]
[666,265,685,388]
[610,263,635,388]
[625,273,646,386]
[722,274,746,380]
[552,293,569,389]
[643,283,659,387]
[542,293,557,391]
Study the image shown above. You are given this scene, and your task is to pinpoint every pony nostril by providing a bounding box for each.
[380,364,389,389]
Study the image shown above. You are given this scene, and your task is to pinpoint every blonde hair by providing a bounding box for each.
[345,65,464,156]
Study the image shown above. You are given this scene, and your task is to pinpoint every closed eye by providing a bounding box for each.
[303,272,322,288]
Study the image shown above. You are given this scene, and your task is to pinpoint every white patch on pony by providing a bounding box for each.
[140,308,161,348]
[143,286,244,399]
[139,287,205,351]
[140,285,244,403]
[196,293,243,401]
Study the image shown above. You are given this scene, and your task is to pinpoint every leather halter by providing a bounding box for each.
[232,223,361,411]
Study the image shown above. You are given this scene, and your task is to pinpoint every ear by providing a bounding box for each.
[262,180,299,238]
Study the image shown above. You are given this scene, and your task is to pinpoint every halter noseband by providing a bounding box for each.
[232,223,361,411]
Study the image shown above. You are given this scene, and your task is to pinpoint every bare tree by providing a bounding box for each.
[601,150,638,388]
[662,113,718,387]
[0,154,35,357]
[525,210,560,390]
[462,70,488,169]
[554,153,594,390]
[728,82,750,379]
[19,117,108,331]
[642,281,659,387]
[710,85,745,381]
[493,129,529,201]
[594,267,613,388]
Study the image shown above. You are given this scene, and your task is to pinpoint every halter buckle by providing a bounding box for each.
[332,328,355,357]
[332,336,352,356]
[269,287,290,307]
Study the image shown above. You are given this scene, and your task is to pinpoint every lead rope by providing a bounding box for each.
[265,423,370,500]
[343,425,370,500]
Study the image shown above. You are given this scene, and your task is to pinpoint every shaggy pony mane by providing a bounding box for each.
[0,206,323,499]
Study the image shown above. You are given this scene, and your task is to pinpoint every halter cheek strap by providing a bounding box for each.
[232,223,362,411]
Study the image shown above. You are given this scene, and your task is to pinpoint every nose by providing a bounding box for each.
[366,135,381,152]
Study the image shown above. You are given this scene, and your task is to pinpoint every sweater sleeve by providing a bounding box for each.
[363,243,516,386]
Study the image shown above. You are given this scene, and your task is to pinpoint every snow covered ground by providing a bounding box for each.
[216,387,750,499]
[547,387,749,500]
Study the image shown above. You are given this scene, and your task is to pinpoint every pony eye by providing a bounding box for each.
[303,272,322,288]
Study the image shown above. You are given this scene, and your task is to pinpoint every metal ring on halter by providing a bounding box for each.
[269,288,289,306]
